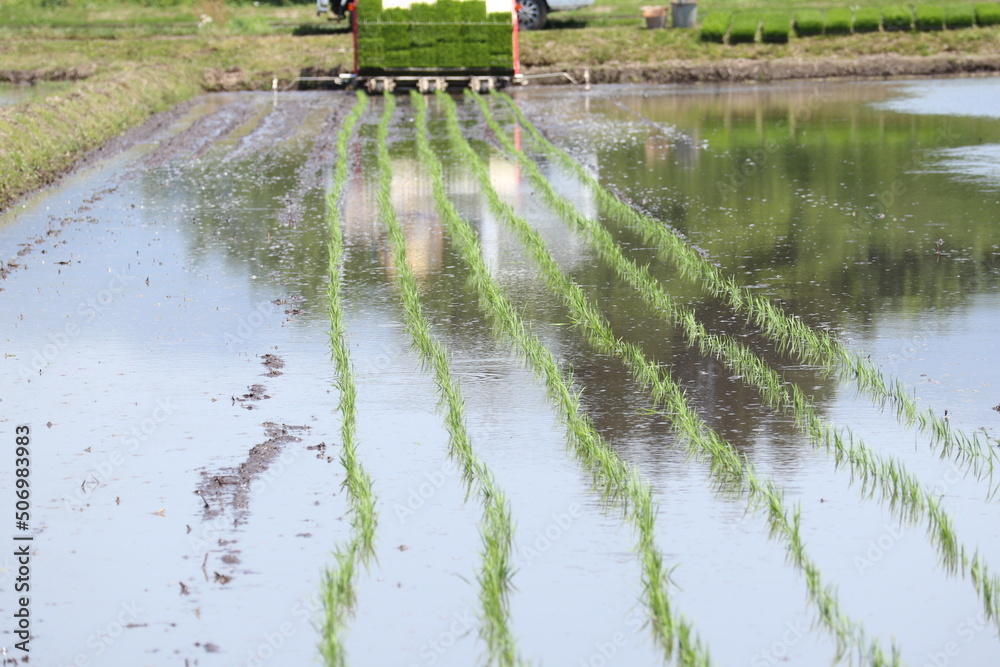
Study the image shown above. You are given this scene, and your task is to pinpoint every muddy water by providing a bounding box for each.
[1,78,999,666]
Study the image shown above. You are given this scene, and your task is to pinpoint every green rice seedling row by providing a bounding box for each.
[433,92,711,666]
[319,91,377,667]
[497,94,1000,484]
[374,91,519,666]
[477,106,1000,625]
[466,90,904,663]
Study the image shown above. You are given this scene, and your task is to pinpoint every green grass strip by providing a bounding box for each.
[945,4,976,28]
[793,9,825,36]
[319,91,377,667]
[470,90,904,664]
[376,92,520,666]
[728,14,760,43]
[883,4,915,30]
[761,13,791,43]
[435,92,709,667]
[495,93,1000,488]
[0,65,198,211]
[699,11,731,42]
[853,7,882,32]
[976,3,1000,25]
[824,7,853,33]
[915,4,946,30]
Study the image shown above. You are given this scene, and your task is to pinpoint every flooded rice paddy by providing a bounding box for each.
[1,77,1000,666]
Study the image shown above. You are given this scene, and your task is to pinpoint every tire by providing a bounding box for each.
[518,0,548,30]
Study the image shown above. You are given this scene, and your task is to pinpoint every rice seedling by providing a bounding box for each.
[824,7,853,33]
[319,91,378,667]
[463,91,906,663]
[882,5,915,30]
[357,0,512,71]
[376,92,519,666]
[945,4,976,27]
[761,13,792,43]
[494,93,1000,489]
[428,92,711,667]
[480,92,1000,637]
[976,2,1000,25]
[915,4,946,30]
[699,11,732,42]
[853,7,882,32]
[728,14,760,43]
[793,9,825,36]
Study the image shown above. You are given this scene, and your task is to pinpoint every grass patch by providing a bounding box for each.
[761,13,791,43]
[0,66,197,210]
[882,4,914,30]
[793,9,824,36]
[356,0,512,71]
[853,7,882,32]
[945,4,976,27]
[824,7,853,33]
[728,14,759,43]
[915,4,945,30]
[699,11,731,42]
[975,2,1000,24]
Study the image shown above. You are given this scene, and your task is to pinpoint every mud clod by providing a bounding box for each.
[197,422,309,523]
[261,353,285,377]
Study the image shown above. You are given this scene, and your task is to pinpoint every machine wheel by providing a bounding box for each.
[517,0,548,30]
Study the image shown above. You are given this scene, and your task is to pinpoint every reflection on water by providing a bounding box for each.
[515,80,1000,337]
[930,143,1000,190]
